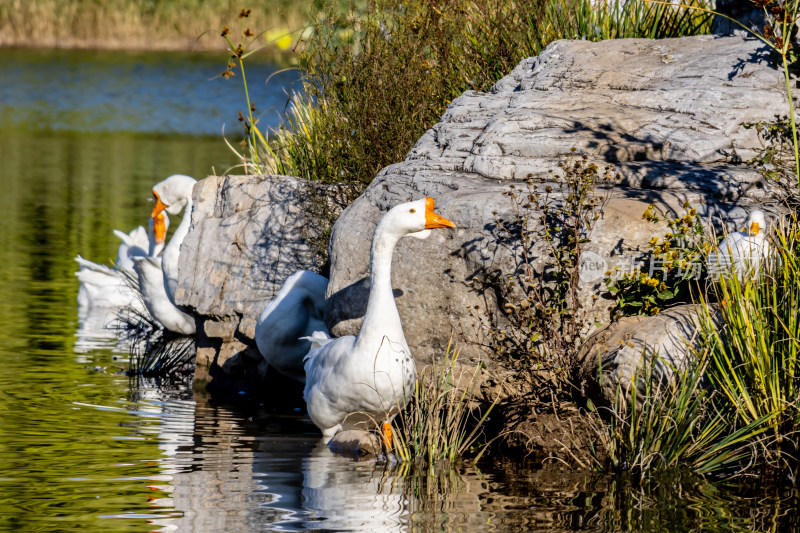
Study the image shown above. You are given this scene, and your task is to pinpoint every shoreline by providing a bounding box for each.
[0,36,227,53]
[0,36,296,60]
[0,0,311,57]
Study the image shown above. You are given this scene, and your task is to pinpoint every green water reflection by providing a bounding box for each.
[0,126,238,531]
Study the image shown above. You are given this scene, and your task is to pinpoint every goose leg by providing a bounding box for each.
[381,421,393,451]
[321,424,342,444]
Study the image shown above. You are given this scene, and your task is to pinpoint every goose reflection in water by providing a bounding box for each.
[301,442,408,531]
[124,385,491,532]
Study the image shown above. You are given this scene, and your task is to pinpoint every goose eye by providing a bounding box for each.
[409,208,416,213]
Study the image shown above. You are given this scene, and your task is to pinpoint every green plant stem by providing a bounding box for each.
[239,56,261,172]
[781,52,800,186]
[224,34,261,173]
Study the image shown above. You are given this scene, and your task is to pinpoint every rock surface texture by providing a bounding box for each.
[576,304,720,406]
[325,35,792,376]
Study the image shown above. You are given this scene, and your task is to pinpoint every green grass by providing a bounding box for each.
[591,346,773,479]
[391,340,495,467]
[592,215,800,479]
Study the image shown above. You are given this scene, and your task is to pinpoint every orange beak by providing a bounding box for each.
[749,222,760,236]
[151,191,168,219]
[153,212,167,244]
[423,197,456,229]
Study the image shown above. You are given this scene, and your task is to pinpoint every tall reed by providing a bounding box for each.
[0,0,316,52]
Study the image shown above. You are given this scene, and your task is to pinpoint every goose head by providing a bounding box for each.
[745,210,766,236]
[382,197,456,240]
[151,174,197,218]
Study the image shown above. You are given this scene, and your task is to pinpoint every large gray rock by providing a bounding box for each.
[326,36,792,371]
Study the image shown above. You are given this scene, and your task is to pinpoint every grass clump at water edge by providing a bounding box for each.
[588,345,775,479]
[390,340,496,467]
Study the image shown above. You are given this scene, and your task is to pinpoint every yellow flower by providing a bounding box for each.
[658,282,667,291]
[688,208,697,217]
[265,29,293,50]
[654,247,662,254]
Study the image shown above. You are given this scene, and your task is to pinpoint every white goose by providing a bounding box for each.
[150,174,197,303]
[75,212,169,315]
[114,212,169,272]
[75,256,147,315]
[708,210,772,280]
[114,225,149,272]
[255,270,329,383]
[303,197,456,444]
[133,255,196,335]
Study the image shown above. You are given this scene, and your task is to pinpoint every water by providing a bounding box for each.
[1,47,799,532]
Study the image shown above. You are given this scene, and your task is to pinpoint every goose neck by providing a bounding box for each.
[168,196,193,252]
[356,221,404,346]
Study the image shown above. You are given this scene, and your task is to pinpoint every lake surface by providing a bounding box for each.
[1,47,799,532]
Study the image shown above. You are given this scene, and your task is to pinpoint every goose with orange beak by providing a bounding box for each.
[131,210,195,335]
[303,197,456,447]
[150,174,197,303]
[708,209,771,280]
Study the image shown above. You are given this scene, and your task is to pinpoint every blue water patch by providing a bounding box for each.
[0,48,301,136]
